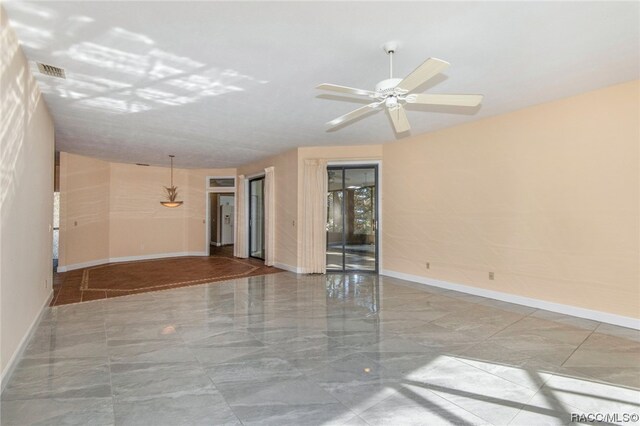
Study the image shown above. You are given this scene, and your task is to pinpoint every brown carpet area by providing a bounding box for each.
[51,250,281,306]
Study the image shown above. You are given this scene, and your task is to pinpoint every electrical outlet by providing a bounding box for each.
[426,262,430,269]
[489,272,494,280]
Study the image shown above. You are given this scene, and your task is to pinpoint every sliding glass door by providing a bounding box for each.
[249,177,265,260]
[326,165,378,272]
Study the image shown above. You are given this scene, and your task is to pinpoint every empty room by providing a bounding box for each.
[1,1,638,425]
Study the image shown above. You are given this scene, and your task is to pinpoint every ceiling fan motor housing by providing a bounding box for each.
[375,78,402,95]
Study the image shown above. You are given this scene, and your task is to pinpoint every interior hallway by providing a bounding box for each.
[3,273,638,425]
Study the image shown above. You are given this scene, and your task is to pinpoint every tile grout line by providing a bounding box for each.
[299,370,373,425]
[384,381,490,426]
[227,325,371,424]
[507,372,585,426]
[452,308,556,413]
[103,310,116,424]
[483,306,540,341]
[559,321,600,368]
[183,329,246,426]
[309,308,506,424]
[502,317,603,425]
[446,306,539,364]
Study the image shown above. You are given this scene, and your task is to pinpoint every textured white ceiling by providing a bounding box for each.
[4,1,639,168]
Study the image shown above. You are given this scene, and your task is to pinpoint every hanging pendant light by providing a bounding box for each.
[160,155,183,207]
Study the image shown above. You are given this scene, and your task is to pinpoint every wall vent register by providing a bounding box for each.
[37,62,66,79]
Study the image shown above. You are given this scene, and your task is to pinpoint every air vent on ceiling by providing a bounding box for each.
[135,163,150,167]
[37,62,66,79]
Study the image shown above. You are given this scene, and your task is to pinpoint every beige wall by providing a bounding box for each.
[59,153,110,265]
[108,162,189,258]
[59,153,234,267]
[1,9,55,378]
[382,80,639,319]
[238,148,299,269]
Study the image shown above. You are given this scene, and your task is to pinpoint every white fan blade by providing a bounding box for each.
[396,58,449,93]
[387,105,410,133]
[405,93,483,107]
[317,83,376,97]
[326,102,382,128]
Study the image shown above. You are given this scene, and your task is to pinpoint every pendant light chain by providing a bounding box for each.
[170,155,174,187]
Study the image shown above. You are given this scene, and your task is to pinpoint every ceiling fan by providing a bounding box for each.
[316,42,483,134]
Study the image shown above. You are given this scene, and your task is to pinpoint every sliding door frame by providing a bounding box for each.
[248,175,266,260]
[326,161,381,273]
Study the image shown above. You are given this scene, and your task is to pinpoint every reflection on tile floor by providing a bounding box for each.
[2,273,639,425]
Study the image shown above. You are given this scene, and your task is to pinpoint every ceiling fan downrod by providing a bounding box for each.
[383,41,398,79]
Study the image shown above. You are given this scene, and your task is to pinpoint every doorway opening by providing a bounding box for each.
[53,152,60,271]
[326,165,378,272]
[53,191,60,270]
[249,176,265,260]
[208,192,235,257]
[206,176,236,257]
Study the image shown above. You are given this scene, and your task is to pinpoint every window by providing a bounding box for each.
[208,177,235,188]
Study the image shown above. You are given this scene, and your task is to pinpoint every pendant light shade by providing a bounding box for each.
[160,155,183,207]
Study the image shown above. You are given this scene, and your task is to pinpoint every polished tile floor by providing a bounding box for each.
[2,273,639,425]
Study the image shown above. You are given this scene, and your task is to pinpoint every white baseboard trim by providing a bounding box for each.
[57,258,109,272]
[110,252,207,263]
[274,262,302,274]
[57,252,209,272]
[1,289,53,393]
[380,269,640,330]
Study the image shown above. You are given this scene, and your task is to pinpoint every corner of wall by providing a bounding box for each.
[0,8,56,378]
